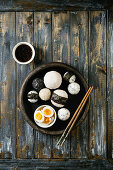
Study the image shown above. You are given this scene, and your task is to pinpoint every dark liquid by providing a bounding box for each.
[15,44,32,62]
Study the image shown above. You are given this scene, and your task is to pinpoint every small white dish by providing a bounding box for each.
[34,105,57,128]
[12,42,35,64]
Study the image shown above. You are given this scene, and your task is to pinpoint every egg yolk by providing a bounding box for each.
[36,112,42,120]
[43,117,51,124]
[44,109,51,115]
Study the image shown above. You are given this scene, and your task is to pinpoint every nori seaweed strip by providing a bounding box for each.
[63,72,72,81]
[28,93,38,99]
[63,72,76,83]
[51,92,68,105]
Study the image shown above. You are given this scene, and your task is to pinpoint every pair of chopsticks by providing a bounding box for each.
[57,86,93,147]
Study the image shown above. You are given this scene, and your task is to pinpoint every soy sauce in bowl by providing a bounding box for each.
[15,44,32,62]
[12,42,35,65]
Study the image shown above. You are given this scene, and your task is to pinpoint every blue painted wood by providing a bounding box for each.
[88,11,107,158]
[0,159,113,169]
[0,0,112,11]
[0,12,16,159]
[34,12,52,159]
[15,12,34,159]
[70,11,89,158]
[52,12,71,158]
[0,9,113,167]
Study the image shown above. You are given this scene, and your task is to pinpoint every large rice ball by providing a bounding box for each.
[44,71,62,89]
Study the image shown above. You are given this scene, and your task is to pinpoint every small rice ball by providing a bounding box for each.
[39,88,51,101]
[27,91,38,103]
[58,108,70,121]
[44,71,62,89]
[32,78,44,91]
[68,82,80,95]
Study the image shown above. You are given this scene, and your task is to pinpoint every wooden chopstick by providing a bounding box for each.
[57,87,92,146]
[60,86,93,146]
[57,86,93,146]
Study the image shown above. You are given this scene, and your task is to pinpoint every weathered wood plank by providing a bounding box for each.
[107,10,113,161]
[70,11,89,158]
[0,168,13,170]
[52,12,70,64]
[88,11,107,158]
[0,12,16,159]
[34,12,52,159]
[15,168,36,170]
[34,12,52,65]
[13,0,105,11]
[0,159,113,169]
[52,12,70,158]
[0,0,112,11]
[16,12,34,159]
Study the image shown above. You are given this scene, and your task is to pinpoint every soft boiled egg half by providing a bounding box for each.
[43,117,52,124]
[42,106,54,117]
[34,111,44,123]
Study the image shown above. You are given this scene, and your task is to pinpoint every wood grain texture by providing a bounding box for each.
[0,12,16,159]
[0,159,113,169]
[0,0,113,11]
[34,12,52,159]
[34,12,52,66]
[15,168,36,170]
[16,12,34,159]
[107,10,113,161]
[0,9,112,167]
[0,168,13,170]
[52,12,70,64]
[88,11,107,159]
[70,11,89,158]
[52,12,70,158]
[13,0,105,10]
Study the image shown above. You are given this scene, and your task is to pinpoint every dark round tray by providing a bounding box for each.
[19,62,90,135]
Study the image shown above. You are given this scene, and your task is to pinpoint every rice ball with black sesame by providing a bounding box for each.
[68,82,80,95]
[32,78,44,91]
[58,108,70,121]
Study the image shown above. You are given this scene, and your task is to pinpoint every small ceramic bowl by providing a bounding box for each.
[34,105,57,128]
[12,42,35,64]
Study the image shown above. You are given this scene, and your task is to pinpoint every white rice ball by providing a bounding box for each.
[68,82,80,95]
[51,89,68,108]
[39,88,51,101]
[58,108,70,121]
[44,71,62,89]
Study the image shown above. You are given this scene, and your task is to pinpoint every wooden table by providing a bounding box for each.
[0,2,113,169]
